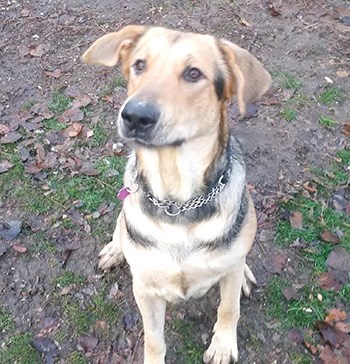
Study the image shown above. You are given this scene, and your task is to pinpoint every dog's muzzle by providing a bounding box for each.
[120,99,160,142]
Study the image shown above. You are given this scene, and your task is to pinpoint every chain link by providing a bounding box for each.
[147,175,226,216]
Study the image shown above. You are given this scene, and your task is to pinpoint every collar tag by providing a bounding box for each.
[117,187,131,201]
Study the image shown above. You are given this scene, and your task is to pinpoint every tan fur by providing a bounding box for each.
[83,26,271,364]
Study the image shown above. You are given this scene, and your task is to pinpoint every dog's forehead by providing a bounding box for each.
[135,28,219,61]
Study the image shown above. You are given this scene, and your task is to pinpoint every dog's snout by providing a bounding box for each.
[121,100,160,132]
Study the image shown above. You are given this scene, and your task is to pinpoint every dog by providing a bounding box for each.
[83,25,271,364]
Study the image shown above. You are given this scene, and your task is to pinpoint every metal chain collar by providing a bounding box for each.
[147,174,226,216]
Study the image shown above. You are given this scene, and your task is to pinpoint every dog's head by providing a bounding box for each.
[83,26,271,147]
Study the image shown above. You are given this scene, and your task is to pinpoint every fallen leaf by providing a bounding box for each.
[0,244,6,256]
[336,70,349,78]
[0,131,22,144]
[0,124,11,135]
[95,320,108,330]
[24,162,42,175]
[29,44,47,57]
[270,4,281,17]
[123,311,138,331]
[304,340,319,355]
[60,108,84,123]
[263,252,287,274]
[44,69,62,78]
[318,271,343,291]
[0,221,22,240]
[290,211,303,230]
[239,17,252,27]
[72,94,91,108]
[31,337,59,364]
[326,247,350,271]
[325,308,348,323]
[260,96,279,106]
[303,181,317,193]
[321,231,341,244]
[289,328,304,345]
[80,164,100,176]
[0,160,14,174]
[341,123,350,137]
[282,287,300,301]
[319,345,344,364]
[63,122,83,138]
[332,188,350,212]
[12,243,27,253]
[316,321,350,356]
[30,103,54,119]
[77,335,98,356]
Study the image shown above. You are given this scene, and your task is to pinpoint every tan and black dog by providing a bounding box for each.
[83,25,271,364]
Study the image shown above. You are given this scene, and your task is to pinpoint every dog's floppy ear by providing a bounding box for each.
[82,25,148,76]
[220,39,271,115]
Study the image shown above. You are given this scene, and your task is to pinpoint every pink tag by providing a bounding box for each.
[117,187,130,201]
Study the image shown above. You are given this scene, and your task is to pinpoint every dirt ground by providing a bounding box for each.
[0,0,349,363]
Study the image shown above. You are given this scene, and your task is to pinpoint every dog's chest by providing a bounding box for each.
[125,238,242,302]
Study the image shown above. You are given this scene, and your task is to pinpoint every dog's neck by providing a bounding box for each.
[134,132,226,202]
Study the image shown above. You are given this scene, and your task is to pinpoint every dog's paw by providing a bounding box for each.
[203,331,238,364]
[98,242,124,271]
[241,263,256,297]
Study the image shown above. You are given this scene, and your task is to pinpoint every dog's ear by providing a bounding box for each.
[219,39,271,115]
[82,25,148,77]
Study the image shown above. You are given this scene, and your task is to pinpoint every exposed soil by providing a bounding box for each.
[0,0,349,363]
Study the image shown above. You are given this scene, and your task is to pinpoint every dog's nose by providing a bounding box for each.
[121,100,159,132]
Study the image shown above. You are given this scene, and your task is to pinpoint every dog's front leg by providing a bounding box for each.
[99,213,125,270]
[203,262,245,364]
[133,285,167,364]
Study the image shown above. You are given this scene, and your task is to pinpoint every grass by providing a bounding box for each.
[20,100,37,111]
[54,271,87,288]
[100,75,127,96]
[274,71,303,90]
[68,351,88,364]
[280,108,297,121]
[318,116,337,128]
[49,91,72,114]
[171,318,203,364]
[31,232,58,254]
[0,146,125,215]
[319,87,345,106]
[61,285,121,336]
[0,333,40,364]
[0,309,14,332]
[43,117,67,131]
[266,148,350,331]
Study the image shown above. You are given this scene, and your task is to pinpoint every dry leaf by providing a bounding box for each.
[341,123,350,137]
[30,44,46,57]
[12,243,27,253]
[321,230,341,244]
[60,108,84,123]
[290,211,303,230]
[44,69,62,78]
[72,94,91,108]
[0,131,22,144]
[325,308,347,323]
[270,4,281,17]
[336,70,349,78]
[263,252,287,274]
[63,122,83,138]
[239,17,252,27]
[326,247,350,271]
[318,272,343,291]
[0,124,11,135]
[282,287,300,301]
[0,160,14,174]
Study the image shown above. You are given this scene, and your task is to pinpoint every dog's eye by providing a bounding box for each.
[133,59,146,74]
[183,67,203,82]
